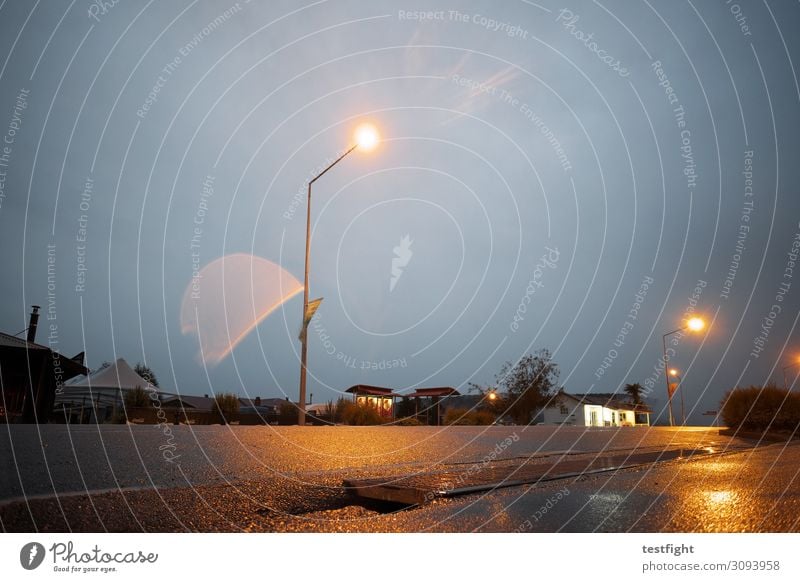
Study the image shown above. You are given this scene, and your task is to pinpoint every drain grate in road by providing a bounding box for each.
[344,447,718,506]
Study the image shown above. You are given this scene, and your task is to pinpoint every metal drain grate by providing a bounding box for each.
[344,447,718,505]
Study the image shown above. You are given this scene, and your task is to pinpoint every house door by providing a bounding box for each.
[589,409,598,426]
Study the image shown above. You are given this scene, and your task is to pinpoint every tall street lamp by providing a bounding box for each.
[662,317,704,427]
[297,123,380,425]
[782,358,800,391]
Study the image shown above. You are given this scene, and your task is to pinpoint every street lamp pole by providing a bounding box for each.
[297,123,379,425]
[298,144,358,425]
[782,362,800,392]
[662,330,681,427]
[662,317,705,427]
[669,370,684,425]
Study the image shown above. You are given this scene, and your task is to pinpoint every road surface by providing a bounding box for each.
[1,424,797,532]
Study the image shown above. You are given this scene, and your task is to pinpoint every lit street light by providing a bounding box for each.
[297,122,380,425]
[662,317,705,427]
[686,317,705,332]
[782,358,800,391]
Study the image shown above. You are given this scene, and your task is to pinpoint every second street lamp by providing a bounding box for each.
[782,358,800,391]
[297,123,380,426]
[669,369,685,425]
[662,317,704,427]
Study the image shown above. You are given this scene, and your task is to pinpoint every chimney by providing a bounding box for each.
[27,305,41,343]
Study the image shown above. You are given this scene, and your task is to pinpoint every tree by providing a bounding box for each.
[466,383,505,413]
[212,393,240,424]
[475,349,559,424]
[623,382,644,406]
[134,363,159,387]
[124,385,150,409]
[118,385,151,422]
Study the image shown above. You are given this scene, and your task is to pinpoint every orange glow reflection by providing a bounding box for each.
[180,253,302,365]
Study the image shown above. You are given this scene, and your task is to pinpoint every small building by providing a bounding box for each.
[0,306,88,423]
[345,385,396,418]
[542,391,651,427]
[343,385,462,424]
[402,387,461,425]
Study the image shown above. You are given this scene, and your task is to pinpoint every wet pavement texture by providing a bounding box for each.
[343,446,737,505]
[1,424,797,532]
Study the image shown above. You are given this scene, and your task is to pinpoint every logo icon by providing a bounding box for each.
[390,235,413,292]
[20,542,45,570]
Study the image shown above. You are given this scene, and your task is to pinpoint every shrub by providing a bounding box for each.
[444,407,496,426]
[395,416,423,426]
[322,400,337,421]
[720,384,800,432]
[337,401,385,425]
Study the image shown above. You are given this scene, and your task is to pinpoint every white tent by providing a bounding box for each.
[55,358,156,422]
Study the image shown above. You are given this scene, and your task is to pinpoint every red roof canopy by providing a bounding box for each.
[345,385,396,396]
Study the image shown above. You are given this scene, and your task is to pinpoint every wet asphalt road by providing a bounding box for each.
[1,424,797,532]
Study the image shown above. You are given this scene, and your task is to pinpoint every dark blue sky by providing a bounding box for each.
[1,0,799,424]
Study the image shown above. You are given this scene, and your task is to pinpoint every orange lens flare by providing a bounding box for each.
[180,253,303,365]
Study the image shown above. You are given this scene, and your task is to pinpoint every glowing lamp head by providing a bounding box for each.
[669,369,679,377]
[354,123,379,151]
[687,317,705,332]
[488,391,497,401]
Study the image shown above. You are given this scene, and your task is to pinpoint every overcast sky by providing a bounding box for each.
[1,0,799,423]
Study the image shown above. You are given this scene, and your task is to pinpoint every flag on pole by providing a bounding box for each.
[668,381,679,398]
[299,297,323,341]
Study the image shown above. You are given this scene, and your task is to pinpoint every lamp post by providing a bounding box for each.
[669,369,684,425]
[297,123,379,425]
[782,359,800,391]
[662,317,704,427]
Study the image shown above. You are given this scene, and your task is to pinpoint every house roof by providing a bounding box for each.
[345,385,395,396]
[558,391,652,413]
[0,331,87,376]
[0,331,48,350]
[161,395,288,412]
[259,397,290,409]
[587,392,654,413]
[161,394,215,411]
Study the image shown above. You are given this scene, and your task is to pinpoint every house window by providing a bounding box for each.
[559,405,568,415]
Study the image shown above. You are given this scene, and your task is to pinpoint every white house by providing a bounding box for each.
[541,391,651,427]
